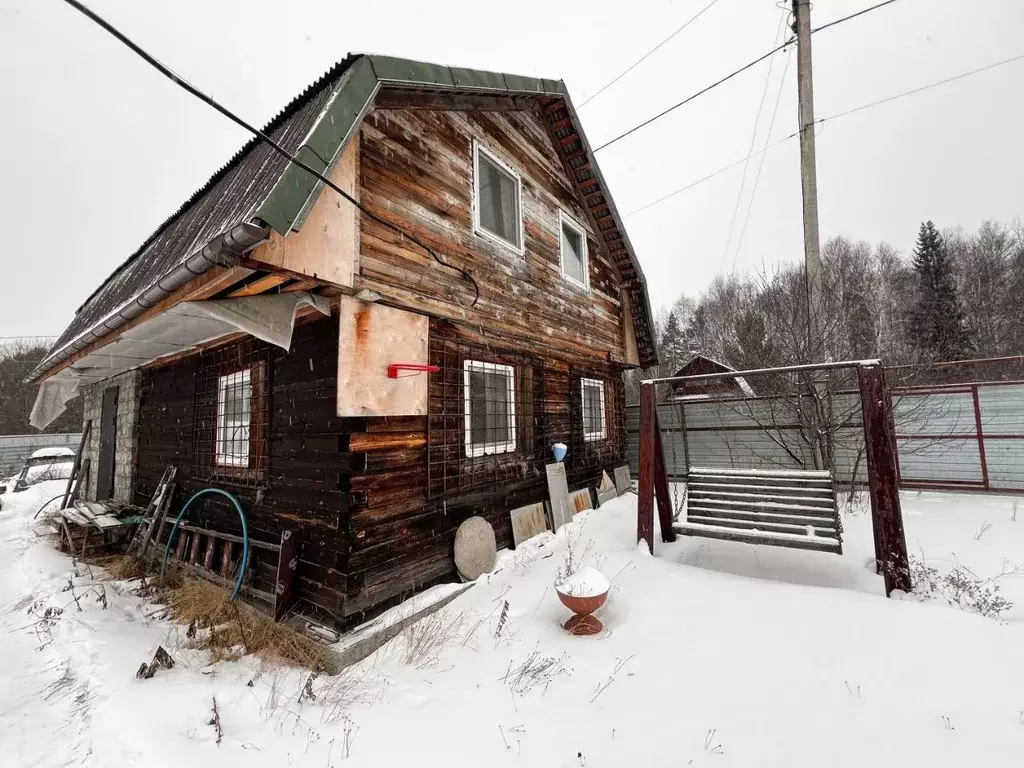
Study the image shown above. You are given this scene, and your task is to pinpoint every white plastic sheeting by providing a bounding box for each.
[30,292,330,430]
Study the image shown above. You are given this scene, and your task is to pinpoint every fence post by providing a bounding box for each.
[971,385,990,490]
[858,364,912,596]
[653,406,677,544]
[637,383,656,554]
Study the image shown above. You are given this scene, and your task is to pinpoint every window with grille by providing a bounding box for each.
[581,377,606,441]
[559,211,589,288]
[192,342,269,486]
[216,369,252,466]
[473,141,523,253]
[463,360,517,457]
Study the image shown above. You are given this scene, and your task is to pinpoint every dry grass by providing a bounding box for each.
[161,578,330,670]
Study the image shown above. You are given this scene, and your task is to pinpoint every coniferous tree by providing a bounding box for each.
[910,221,973,360]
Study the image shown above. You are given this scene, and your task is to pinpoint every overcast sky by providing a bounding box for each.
[1,0,1022,341]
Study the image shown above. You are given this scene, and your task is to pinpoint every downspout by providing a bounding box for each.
[27,222,269,383]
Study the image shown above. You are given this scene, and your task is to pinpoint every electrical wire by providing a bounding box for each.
[812,0,903,34]
[594,38,793,153]
[731,45,793,262]
[579,0,725,108]
[58,0,480,307]
[622,48,1024,219]
[721,8,791,270]
[594,0,908,154]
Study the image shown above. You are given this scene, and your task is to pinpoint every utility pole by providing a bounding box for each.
[791,0,823,362]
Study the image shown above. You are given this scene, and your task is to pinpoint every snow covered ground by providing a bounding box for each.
[2,480,1023,767]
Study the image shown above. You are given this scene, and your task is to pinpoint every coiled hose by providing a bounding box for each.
[160,488,249,599]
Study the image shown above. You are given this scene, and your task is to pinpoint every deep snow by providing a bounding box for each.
[2,480,1023,767]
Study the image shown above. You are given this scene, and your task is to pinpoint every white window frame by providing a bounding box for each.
[215,368,252,467]
[558,210,589,289]
[463,360,517,457]
[581,377,607,442]
[472,140,525,256]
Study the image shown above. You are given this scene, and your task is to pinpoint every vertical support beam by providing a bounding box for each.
[637,383,656,554]
[274,530,299,622]
[653,407,676,543]
[972,385,990,490]
[792,0,824,361]
[858,365,911,596]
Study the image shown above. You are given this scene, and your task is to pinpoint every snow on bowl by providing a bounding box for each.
[555,566,610,636]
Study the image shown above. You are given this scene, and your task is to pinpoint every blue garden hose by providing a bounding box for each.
[160,488,249,599]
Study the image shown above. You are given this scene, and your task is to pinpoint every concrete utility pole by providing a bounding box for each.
[792,0,824,361]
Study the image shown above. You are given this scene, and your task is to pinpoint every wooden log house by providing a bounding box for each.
[28,55,659,626]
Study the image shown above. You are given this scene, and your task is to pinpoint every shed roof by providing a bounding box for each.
[32,54,658,381]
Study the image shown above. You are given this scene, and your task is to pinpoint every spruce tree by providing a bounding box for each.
[911,221,973,360]
[658,310,689,374]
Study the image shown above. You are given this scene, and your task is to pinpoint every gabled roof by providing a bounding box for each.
[32,54,658,381]
[671,354,756,397]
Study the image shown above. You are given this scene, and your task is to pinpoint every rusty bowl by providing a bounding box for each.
[555,586,608,635]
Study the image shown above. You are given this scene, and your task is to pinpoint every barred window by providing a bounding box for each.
[581,377,606,441]
[216,368,252,467]
[193,343,269,487]
[464,360,516,457]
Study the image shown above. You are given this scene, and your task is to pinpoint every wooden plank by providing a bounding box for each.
[858,364,910,594]
[227,273,289,297]
[60,421,91,510]
[509,502,549,546]
[189,533,202,566]
[203,536,216,571]
[274,530,299,622]
[613,465,632,496]
[546,462,572,533]
[637,384,656,554]
[569,488,593,515]
[220,541,234,579]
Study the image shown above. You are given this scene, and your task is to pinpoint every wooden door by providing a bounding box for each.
[96,386,119,501]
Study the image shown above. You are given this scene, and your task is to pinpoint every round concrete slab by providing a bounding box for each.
[454,516,497,581]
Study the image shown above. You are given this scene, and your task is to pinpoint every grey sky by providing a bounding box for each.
[1,0,1022,340]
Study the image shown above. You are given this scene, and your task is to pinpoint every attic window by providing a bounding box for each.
[581,377,606,441]
[473,141,523,253]
[559,211,589,288]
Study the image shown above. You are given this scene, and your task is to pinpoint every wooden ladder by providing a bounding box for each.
[674,467,842,554]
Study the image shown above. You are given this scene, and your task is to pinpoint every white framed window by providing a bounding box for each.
[581,377,606,442]
[559,210,589,288]
[472,141,524,254]
[215,368,252,467]
[464,360,517,457]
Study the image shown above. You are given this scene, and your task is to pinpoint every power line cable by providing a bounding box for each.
[594,0,907,154]
[579,0,725,108]
[622,48,1024,219]
[721,8,791,269]
[58,0,480,307]
[732,45,793,262]
[593,39,792,153]
[812,0,903,34]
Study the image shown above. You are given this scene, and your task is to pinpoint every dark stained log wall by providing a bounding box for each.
[135,316,351,620]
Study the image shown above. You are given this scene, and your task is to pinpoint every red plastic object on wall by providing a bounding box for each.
[387,363,440,379]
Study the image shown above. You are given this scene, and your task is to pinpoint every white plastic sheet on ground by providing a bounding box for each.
[29,292,330,430]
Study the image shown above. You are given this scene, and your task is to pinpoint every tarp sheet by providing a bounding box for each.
[30,292,330,430]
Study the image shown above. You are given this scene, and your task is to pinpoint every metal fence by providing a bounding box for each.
[625,380,1024,493]
[0,433,82,476]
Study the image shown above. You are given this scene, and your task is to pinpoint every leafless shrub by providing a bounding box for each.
[209,697,224,745]
[387,609,479,668]
[1012,501,1018,523]
[704,728,724,755]
[909,554,1016,619]
[555,522,594,584]
[974,521,993,540]
[941,715,955,731]
[42,664,76,702]
[500,645,572,695]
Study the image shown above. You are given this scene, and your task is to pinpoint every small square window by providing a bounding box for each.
[581,378,606,441]
[559,211,589,288]
[216,368,252,466]
[464,360,517,457]
[473,142,523,253]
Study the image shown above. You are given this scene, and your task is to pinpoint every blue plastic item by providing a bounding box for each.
[160,488,249,599]
[552,443,568,462]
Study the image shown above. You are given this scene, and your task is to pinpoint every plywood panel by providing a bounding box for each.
[253,138,359,287]
[337,295,429,417]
